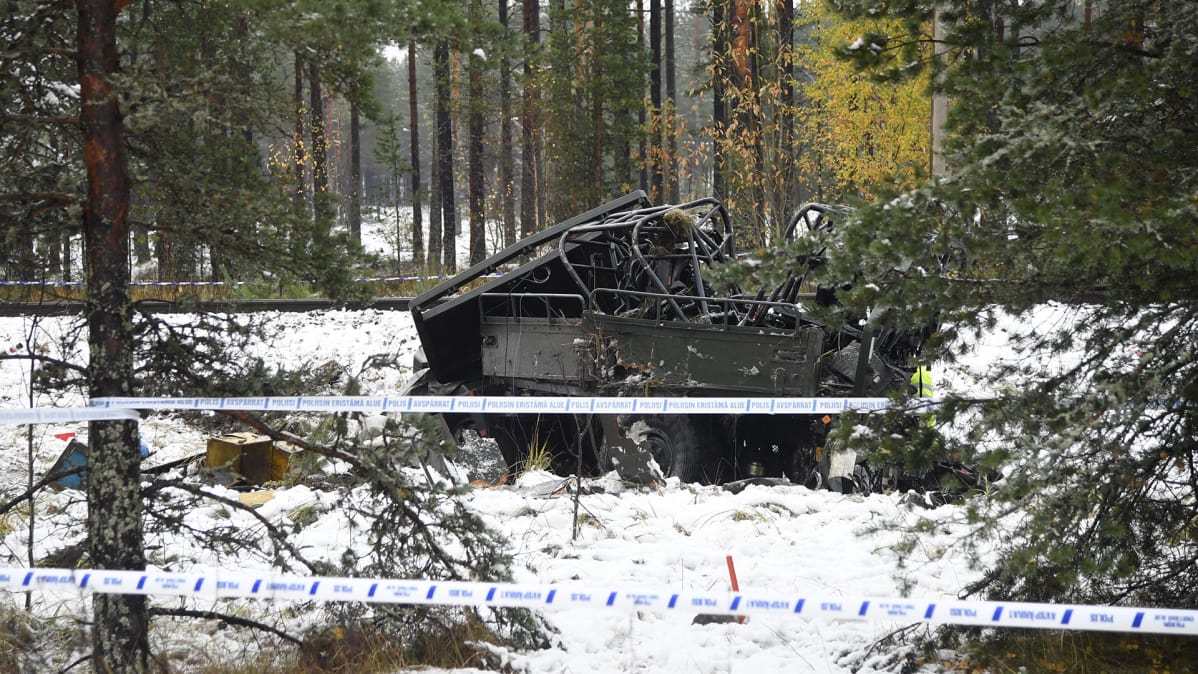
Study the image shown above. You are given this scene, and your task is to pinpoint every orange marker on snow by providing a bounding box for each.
[726,554,746,624]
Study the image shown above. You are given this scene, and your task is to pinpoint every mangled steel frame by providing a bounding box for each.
[407,191,922,488]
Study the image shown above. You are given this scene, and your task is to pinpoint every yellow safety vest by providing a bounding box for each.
[910,366,934,398]
[910,366,935,427]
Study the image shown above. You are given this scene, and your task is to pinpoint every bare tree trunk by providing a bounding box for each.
[76,0,148,671]
[348,101,362,250]
[435,40,456,273]
[308,61,332,230]
[61,228,71,282]
[535,115,546,226]
[428,127,442,272]
[777,0,793,220]
[665,0,678,202]
[14,222,34,281]
[468,0,486,265]
[47,231,61,276]
[292,52,307,216]
[712,0,726,201]
[649,0,662,200]
[499,0,516,247]
[520,0,539,236]
[408,40,424,266]
[748,2,766,240]
[637,0,647,192]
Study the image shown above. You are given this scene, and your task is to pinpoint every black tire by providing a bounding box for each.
[623,415,712,483]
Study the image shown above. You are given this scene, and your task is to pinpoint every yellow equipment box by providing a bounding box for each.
[206,432,295,484]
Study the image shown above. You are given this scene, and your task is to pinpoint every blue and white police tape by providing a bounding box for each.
[0,396,895,426]
[0,407,139,425]
[3,567,1195,635]
[88,395,894,415]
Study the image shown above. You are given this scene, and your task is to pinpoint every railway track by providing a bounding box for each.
[0,297,415,317]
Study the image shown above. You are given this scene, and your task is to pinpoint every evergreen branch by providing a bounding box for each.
[0,113,80,126]
[0,465,84,517]
[0,47,77,60]
[0,353,87,374]
[142,477,322,575]
[148,608,301,645]
[1084,40,1163,59]
[221,411,471,580]
[0,191,78,205]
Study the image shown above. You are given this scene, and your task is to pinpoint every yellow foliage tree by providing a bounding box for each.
[796,1,931,200]
[707,0,928,247]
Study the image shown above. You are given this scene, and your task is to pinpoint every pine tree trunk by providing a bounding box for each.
[777,0,793,219]
[617,0,633,190]
[76,0,148,671]
[637,0,647,192]
[712,0,726,201]
[535,118,546,226]
[748,2,766,240]
[665,0,678,202]
[434,40,456,273]
[349,101,362,250]
[61,228,71,282]
[649,0,662,200]
[520,0,539,236]
[428,127,442,272]
[308,61,332,230]
[468,0,486,265]
[499,0,516,247]
[14,223,34,281]
[292,52,307,217]
[408,40,424,266]
[46,231,61,276]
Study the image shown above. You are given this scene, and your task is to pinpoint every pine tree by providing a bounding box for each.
[428,118,443,272]
[75,0,148,669]
[818,0,1198,614]
[498,0,516,247]
[543,0,644,216]
[520,0,539,236]
[408,40,425,266]
[664,0,679,202]
[434,39,456,273]
[467,0,486,265]
[349,100,363,250]
[648,0,662,199]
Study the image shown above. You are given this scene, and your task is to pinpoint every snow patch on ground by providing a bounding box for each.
[0,308,1027,672]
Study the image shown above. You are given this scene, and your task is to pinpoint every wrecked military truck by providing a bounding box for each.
[406,192,927,489]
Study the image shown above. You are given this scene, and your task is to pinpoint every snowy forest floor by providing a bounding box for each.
[0,308,1036,673]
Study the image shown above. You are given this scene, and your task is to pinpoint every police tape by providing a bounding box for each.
[3,567,1194,635]
[89,395,894,415]
[0,396,896,426]
[0,407,139,425]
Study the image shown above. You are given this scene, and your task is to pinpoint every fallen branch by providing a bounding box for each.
[149,607,301,645]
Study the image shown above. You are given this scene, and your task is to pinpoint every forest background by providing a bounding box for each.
[0,0,930,288]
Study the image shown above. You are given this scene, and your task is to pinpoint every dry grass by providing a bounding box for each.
[951,630,1198,674]
[0,605,33,674]
[196,613,508,674]
[521,434,554,475]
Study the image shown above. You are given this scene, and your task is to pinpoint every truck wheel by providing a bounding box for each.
[624,415,711,483]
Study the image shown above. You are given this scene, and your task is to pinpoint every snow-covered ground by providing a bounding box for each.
[0,308,1038,672]
[362,206,509,272]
